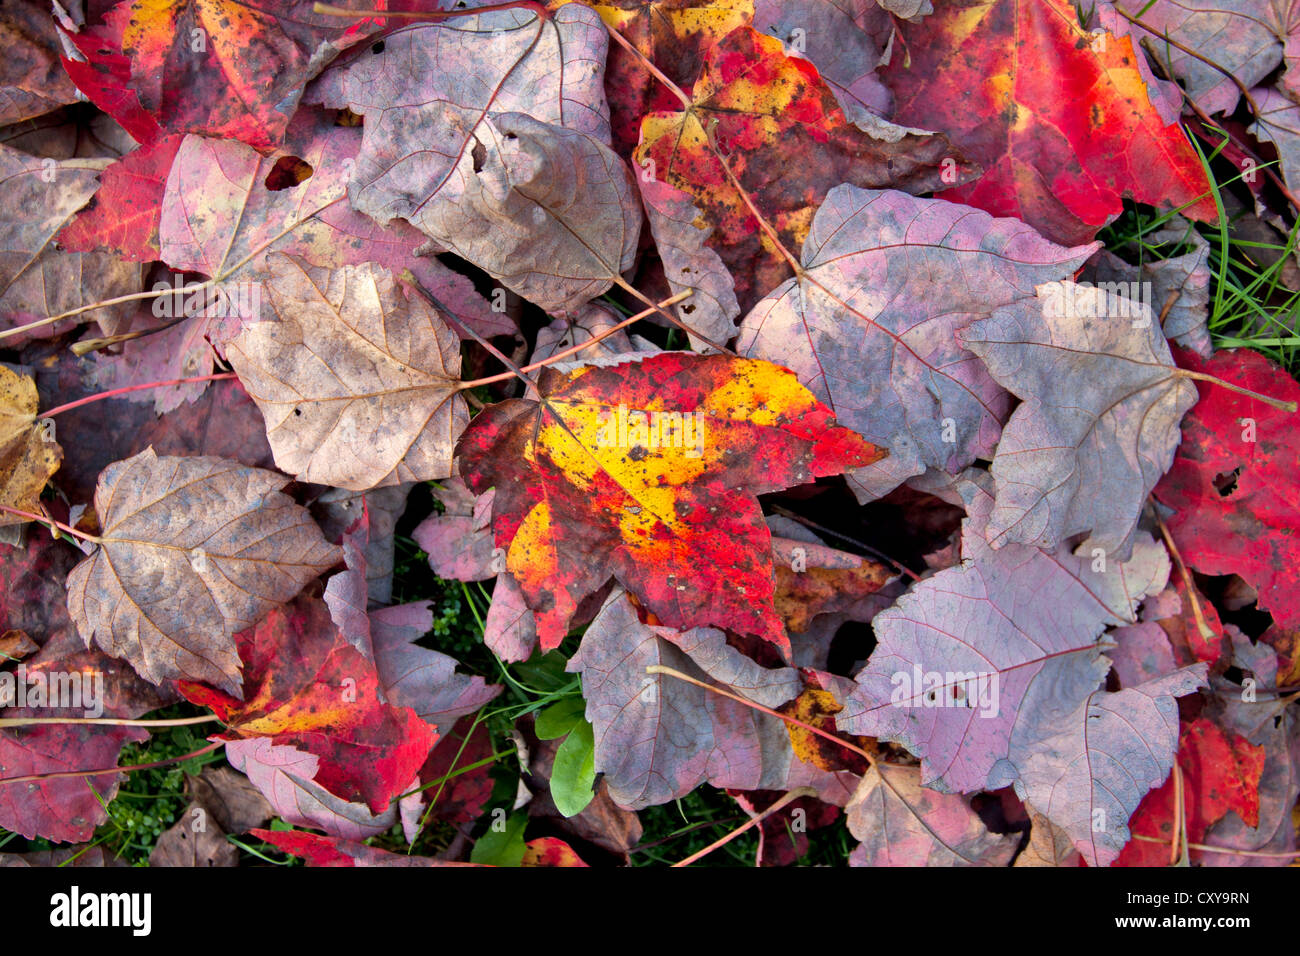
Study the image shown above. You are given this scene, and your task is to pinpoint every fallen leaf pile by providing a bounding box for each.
[0,0,1296,870]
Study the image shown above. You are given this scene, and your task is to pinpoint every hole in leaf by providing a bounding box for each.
[371,40,385,54]
[472,140,486,174]
[1213,467,1241,497]
[264,156,313,191]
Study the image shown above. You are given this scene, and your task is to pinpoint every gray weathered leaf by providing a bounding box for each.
[846,761,1017,866]
[321,5,610,207]
[837,478,1170,794]
[412,478,496,583]
[416,112,641,313]
[878,0,933,18]
[371,602,500,735]
[320,6,622,311]
[569,590,855,809]
[1084,224,1212,357]
[161,114,439,285]
[1108,587,1182,687]
[738,185,1097,501]
[1249,85,1300,201]
[960,280,1198,559]
[1012,666,1207,867]
[0,143,141,343]
[483,571,538,664]
[530,303,657,369]
[312,483,412,607]
[636,177,740,347]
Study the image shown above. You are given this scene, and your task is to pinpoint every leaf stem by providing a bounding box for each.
[1152,505,1215,641]
[611,277,735,355]
[1132,832,1300,860]
[602,23,694,111]
[0,505,100,544]
[0,284,213,343]
[1107,7,1264,119]
[671,786,816,867]
[0,715,220,729]
[42,373,238,418]
[456,291,692,390]
[1170,761,1187,866]
[1173,368,1298,411]
[645,664,875,763]
[72,310,195,356]
[0,740,224,788]
[402,272,540,391]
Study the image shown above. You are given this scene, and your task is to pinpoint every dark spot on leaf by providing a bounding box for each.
[1213,467,1241,497]
[264,156,313,191]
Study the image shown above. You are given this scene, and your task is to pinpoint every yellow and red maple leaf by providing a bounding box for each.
[580,0,755,152]
[67,0,381,151]
[457,353,883,655]
[634,25,971,307]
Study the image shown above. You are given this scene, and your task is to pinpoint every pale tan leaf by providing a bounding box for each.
[66,449,341,695]
[226,255,468,491]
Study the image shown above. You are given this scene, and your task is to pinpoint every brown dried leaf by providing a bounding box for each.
[771,538,893,633]
[149,803,240,867]
[65,449,341,695]
[0,363,60,526]
[226,255,468,491]
[0,629,37,663]
[1015,810,1081,867]
[186,765,274,835]
[0,0,82,125]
